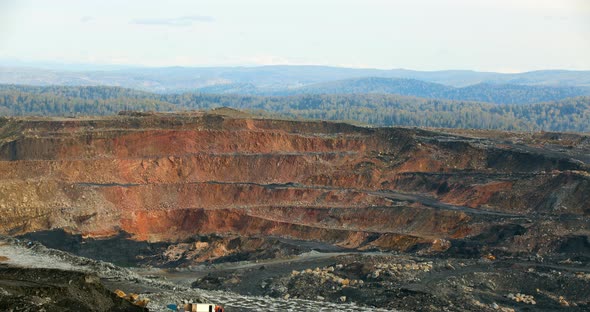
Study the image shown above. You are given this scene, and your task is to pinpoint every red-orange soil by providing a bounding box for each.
[0,111,588,262]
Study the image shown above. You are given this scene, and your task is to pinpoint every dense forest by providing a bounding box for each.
[0,85,588,132]
[279,78,590,105]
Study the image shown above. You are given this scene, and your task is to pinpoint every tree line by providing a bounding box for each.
[0,85,588,132]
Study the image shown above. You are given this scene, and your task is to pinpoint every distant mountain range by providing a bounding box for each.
[1,65,590,104]
[276,77,590,104]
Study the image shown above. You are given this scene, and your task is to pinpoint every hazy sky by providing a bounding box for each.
[1,0,589,72]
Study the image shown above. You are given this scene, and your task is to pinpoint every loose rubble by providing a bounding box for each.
[507,293,536,305]
[182,252,590,311]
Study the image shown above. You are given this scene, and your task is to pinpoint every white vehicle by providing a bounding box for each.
[181,303,224,312]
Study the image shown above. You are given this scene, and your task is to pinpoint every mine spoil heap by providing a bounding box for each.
[0,110,588,265]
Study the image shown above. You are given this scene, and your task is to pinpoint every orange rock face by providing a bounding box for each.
[0,112,588,259]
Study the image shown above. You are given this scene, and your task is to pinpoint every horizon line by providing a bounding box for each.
[1,59,590,74]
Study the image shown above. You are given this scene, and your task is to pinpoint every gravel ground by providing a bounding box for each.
[4,235,588,312]
[0,236,396,312]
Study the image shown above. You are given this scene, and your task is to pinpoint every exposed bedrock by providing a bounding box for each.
[0,112,589,264]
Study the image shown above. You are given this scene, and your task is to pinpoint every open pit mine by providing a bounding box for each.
[0,109,589,311]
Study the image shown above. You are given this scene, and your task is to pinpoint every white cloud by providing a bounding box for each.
[80,16,93,23]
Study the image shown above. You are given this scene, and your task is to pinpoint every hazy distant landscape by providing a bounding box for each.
[1,66,590,132]
[3,65,590,92]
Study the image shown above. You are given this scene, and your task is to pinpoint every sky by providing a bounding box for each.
[0,0,589,72]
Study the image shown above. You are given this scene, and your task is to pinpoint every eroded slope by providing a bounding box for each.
[0,111,588,264]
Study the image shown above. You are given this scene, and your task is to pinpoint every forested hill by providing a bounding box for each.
[2,66,590,104]
[0,84,155,99]
[276,77,590,104]
[3,66,590,91]
[0,85,174,115]
[3,79,588,105]
[0,85,589,132]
